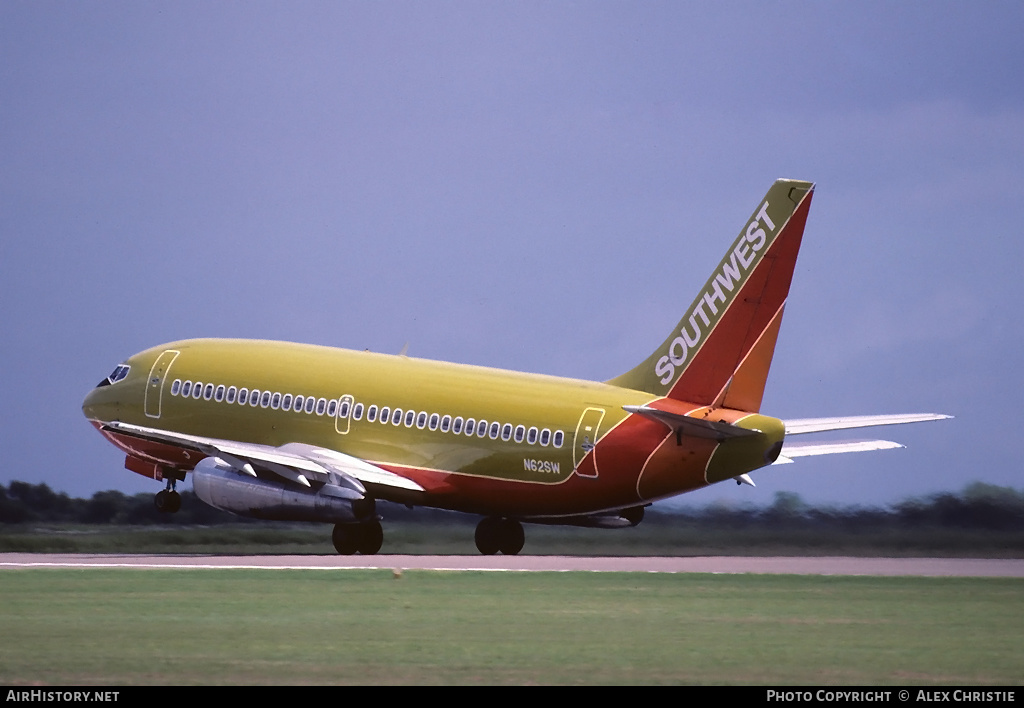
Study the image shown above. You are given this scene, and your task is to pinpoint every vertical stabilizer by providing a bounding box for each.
[606,179,814,411]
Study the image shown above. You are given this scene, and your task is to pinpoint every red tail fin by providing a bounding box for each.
[606,179,814,412]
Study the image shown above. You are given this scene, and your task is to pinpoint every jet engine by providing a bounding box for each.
[191,457,375,523]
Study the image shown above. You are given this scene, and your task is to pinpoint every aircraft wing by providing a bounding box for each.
[102,421,425,493]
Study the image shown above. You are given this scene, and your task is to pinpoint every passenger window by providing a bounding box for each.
[353,403,364,420]
[339,400,350,418]
[316,398,327,415]
[392,408,403,425]
[305,397,316,414]
[438,414,449,432]
[463,418,474,436]
[416,412,427,429]
[193,382,203,399]
[514,425,525,443]
[477,420,488,437]
[203,384,214,400]
[527,427,538,444]
[171,379,181,396]
[540,429,551,446]
[226,386,237,404]
[452,417,463,434]
[261,391,271,408]
[327,399,338,417]
[489,422,500,440]
[367,405,378,423]
[215,385,225,402]
[501,424,512,441]
[282,394,293,411]
[270,392,281,409]
[404,410,415,427]
[293,395,304,412]
[553,431,564,448]
[379,406,391,424]
[238,388,249,405]
[181,381,192,397]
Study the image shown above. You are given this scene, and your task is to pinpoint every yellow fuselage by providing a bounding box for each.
[82,338,784,517]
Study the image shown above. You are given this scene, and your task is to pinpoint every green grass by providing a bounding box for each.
[0,569,1021,685]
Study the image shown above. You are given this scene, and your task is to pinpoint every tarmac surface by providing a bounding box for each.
[2,553,1023,576]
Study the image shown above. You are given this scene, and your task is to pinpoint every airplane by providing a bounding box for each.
[81,179,950,555]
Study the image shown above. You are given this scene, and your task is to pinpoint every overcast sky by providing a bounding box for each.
[2,1,1021,509]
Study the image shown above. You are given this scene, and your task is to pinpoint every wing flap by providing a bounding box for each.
[278,443,425,492]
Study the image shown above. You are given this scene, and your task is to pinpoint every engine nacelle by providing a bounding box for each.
[192,457,374,523]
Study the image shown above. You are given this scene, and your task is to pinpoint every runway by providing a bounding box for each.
[2,553,1022,576]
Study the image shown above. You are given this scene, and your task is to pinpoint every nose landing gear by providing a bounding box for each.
[154,478,181,514]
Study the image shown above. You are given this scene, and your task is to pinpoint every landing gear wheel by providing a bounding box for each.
[332,522,384,555]
[332,523,359,555]
[358,521,383,555]
[165,491,181,514]
[474,517,502,555]
[154,489,181,513]
[498,518,524,556]
[475,517,525,555]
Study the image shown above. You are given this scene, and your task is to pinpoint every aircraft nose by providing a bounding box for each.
[82,385,102,420]
[82,380,120,423]
[84,362,134,422]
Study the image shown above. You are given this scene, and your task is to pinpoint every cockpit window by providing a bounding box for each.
[104,364,130,386]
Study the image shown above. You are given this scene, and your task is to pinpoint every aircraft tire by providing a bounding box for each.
[474,517,501,555]
[332,523,360,555]
[154,490,170,513]
[498,519,524,556]
[165,491,182,514]
[358,521,384,555]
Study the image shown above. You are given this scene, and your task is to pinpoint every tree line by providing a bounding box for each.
[1,479,1022,531]
[646,483,1024,533]
[0,482,235,525]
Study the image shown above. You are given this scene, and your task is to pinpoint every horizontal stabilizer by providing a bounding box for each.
[623,405,759,441]
[775,438,905,464]
[784,413,951,435]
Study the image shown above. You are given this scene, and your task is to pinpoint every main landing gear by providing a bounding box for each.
[332,521,384,555]
[154,478,181,514]
[330,517,524,556]
[474,517,525,556]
